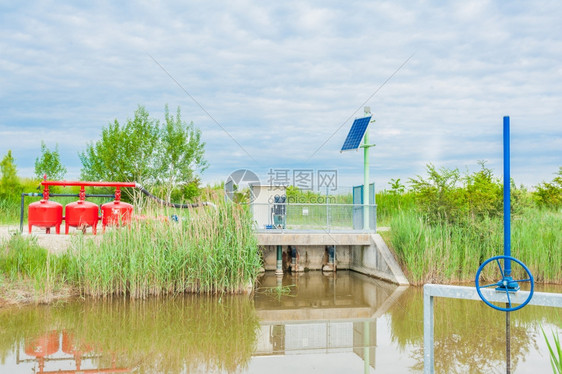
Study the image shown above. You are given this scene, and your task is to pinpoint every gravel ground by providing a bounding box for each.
[0,224,101,254]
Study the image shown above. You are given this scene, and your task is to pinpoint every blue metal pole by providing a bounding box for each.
[503,116,511,276]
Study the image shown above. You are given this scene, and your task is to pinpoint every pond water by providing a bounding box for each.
[0,271,560,373]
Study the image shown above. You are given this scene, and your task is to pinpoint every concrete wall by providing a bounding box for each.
[260,234,409,285]
[262,245,351,272]
[349,235,408,285]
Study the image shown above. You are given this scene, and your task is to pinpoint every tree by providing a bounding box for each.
[409,164,465,223]
[80,105,207,201]
[389,178,406,195]
[156,106,207,200]
[34,142,67,181]
[80,106,160,185]
[534,167,562,209]
[0,150,21,199]
[463,160,502,219]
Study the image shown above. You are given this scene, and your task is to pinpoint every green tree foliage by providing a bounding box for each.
[408,161,522,224]
[463,160,503,219]
[80,106,159,184]
[534,167,562,209]
[34,142,67,181]
[157,106,207,200]
[79,105,207,201]
[409,163,466,223]
[389,178,406,195]
[0,150,21,200]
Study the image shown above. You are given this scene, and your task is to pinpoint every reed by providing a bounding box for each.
[389,208,562,285]
[64,198,261,298]
[0,235,67,299]
[542,327,562,373]
[0,197,262,302]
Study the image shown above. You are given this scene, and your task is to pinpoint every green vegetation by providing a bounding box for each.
[535,167,562,209]
[65,198,260,297]
[0,150,21,200]
[0,197,261,302]
[390,208,561,284]
[387,163,562,284]
[80,105,207,201]
[259,284,295,300]
[542,327,562,373]
[34,142,67,181]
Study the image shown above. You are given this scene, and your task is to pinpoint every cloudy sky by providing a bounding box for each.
[1,1,561,191]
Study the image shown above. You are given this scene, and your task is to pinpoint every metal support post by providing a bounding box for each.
[275,245,283,275]
[363,321,370,374]
[363,126,369,230]
[323,245,336,272]
[503,116,512,276]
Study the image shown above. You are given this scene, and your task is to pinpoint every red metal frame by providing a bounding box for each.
[40,180,136,202]
[41,181,136,188]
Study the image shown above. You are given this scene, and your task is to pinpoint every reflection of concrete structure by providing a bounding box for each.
[253,271,407,372]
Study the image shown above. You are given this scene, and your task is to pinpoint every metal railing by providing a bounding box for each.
[251,202,377,232]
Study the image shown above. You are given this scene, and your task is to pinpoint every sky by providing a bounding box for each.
[1,0,561,192]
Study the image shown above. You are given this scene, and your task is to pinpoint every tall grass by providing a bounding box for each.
[390,209,562,285]
[65,198,261,297]
[1,198,262,302]
[375,191,416,226]
[0,235,66,298]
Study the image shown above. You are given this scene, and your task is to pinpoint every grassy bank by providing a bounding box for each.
[389,208,562,285]
[384,164,562,285]
[0,199,262,304]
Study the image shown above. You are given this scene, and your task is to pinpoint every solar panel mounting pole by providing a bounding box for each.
[362,107,376,230]
[340,108,375,230]
[363,108,370,230]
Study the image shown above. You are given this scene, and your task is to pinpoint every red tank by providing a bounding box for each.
[24,331,60,357]
[101,200,134,229]
[28,200,63,234]
[65,200,100,235]
[62,331,94,355]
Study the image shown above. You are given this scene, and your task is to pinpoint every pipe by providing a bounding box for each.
[19,193,40,232]
[49,194,114,198]
[275,245,283,275]
[134,183,217,210]
[503,116,511,276]
[41,181,136,188]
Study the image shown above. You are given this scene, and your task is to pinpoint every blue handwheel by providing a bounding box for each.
[475,255,534,312]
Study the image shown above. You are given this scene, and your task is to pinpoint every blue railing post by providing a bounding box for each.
[503,116,511,276]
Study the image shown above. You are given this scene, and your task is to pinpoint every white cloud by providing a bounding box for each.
[0,0,560,190]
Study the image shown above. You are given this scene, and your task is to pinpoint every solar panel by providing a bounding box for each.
[340,116,371,152]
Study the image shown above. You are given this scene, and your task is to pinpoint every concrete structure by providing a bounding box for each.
[258,233,409,285]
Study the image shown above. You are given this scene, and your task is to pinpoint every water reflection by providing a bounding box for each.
[1,296,260,373]
[0,272,560,373]
[387,286,562,373]
[253,272,407,372]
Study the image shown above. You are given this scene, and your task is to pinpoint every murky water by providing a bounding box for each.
[0,271,560,373]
